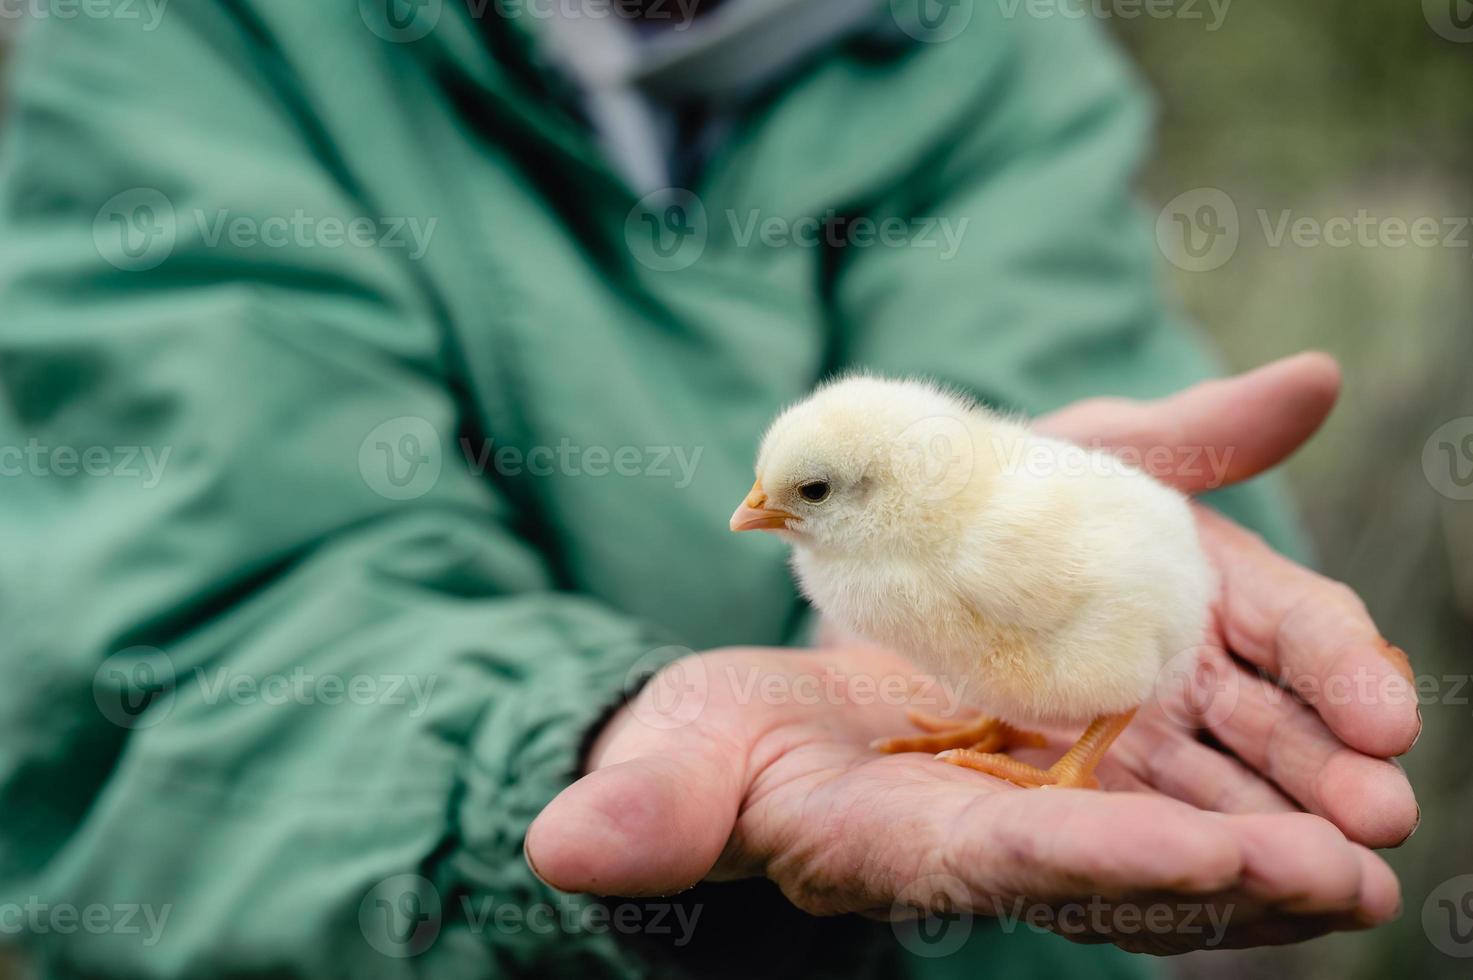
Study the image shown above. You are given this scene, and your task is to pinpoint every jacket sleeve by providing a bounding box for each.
[832,9,1305,553]
[0,8,683,978]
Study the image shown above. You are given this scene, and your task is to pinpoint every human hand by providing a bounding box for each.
[526,353,1415,953]
[1036,352,1419,848]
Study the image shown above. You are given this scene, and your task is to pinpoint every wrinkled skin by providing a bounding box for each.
[527,354,1419,954]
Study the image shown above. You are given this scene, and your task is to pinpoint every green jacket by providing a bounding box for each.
[0,2,1300,977]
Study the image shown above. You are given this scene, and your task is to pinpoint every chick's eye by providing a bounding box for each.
[798,480,831,503]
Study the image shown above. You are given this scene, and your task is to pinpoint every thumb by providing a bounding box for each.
[1035,351,1342,493]
[525,668,746,896]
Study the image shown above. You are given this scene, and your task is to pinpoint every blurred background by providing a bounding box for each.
[0,2,1469,978]
[1108,2,1473,978]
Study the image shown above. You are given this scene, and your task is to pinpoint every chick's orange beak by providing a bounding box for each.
[729,480,796,532]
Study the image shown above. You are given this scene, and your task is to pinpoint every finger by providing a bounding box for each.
[1350,844,1404,927]
[1198,506,1421,758]
[948,790,1248,902]
[1116,841,1399,951]
[780,773,1250,919]
[1226,812,1364,916]
[1194,648,1418,847]
[525,662,748,896]
[1113,712,1299,816]
[1035,351,1341,493]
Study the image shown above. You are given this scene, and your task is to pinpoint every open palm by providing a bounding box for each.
[527,354,1419,953]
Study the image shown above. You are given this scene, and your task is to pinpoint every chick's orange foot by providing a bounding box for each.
[937,710,1137,790]
[870,708,1047,755]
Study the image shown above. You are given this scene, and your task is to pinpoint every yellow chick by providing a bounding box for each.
[729,375,1212,789]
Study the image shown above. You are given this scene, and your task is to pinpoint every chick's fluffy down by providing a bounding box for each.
[769,377,1214,727]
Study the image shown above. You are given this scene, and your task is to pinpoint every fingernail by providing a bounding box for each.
[1378,639,1415,684]
[1395,805,1421,848]
[524,839,553,888]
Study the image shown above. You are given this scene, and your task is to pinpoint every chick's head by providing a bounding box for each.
[730,376,990,556]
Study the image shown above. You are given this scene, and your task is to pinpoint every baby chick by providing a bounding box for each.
[729,376,1212,789]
